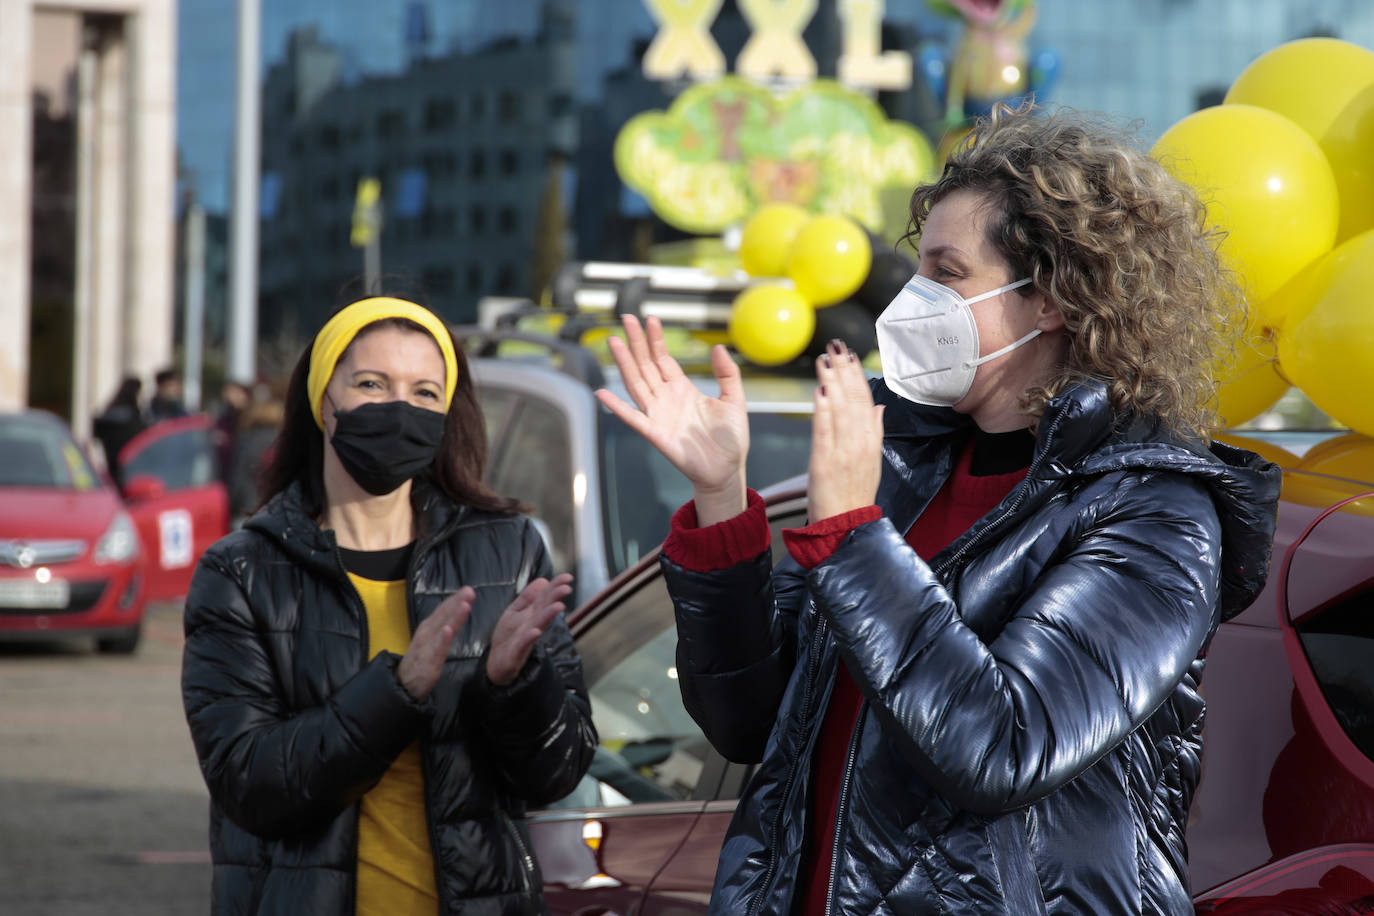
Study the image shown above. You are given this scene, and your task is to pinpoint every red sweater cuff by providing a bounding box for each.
[661,489,770,572]
[782,505,883,569]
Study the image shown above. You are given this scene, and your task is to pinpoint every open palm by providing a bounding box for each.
[595,315,749,494]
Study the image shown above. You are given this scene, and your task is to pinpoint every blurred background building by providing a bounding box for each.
[1,0,176,434]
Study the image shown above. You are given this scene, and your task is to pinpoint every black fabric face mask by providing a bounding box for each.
[328,400,446,496]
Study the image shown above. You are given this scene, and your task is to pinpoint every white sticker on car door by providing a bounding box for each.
[158,509,194,570]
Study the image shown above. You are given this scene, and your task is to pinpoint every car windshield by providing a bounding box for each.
[598,409,812,575]
[0,416,99,490]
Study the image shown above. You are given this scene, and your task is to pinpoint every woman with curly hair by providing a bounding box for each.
[598,104,1282,914]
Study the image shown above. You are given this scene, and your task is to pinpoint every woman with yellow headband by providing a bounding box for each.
[181,297,597,915]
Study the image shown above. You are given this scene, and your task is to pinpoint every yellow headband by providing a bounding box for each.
[307,297,459,429]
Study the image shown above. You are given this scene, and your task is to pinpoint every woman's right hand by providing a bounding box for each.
[595,315,750,524]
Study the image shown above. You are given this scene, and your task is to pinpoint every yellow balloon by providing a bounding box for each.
[1151,104,1338,308]
[1226,38,1374,243]
[729,284,816,366]
[786,215,872,306]
[1274,229,1374,436]
[739,203,811,277]
[1213,432,1299,469]
[1212,328,1289,429]
[1297,432,1374,484]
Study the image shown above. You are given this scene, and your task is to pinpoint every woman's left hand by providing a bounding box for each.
[808,340,885,523]
[487,573,575,686]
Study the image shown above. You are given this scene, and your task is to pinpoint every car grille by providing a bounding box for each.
[0,539,86,568]
[0,580,106,616]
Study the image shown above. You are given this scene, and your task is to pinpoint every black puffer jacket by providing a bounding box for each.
[182,479,597,915]
[662,381,1280,915]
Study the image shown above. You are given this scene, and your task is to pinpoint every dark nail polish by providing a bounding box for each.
[823,354,832,368]
[819,385,827,396]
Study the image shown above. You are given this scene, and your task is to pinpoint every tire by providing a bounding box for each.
[97,623,142,655]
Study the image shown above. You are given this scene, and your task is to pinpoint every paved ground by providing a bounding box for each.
[0,602,211,915]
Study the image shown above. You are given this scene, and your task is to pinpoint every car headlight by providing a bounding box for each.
[94,511,140,565]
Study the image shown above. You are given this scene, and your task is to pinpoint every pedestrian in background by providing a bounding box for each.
[148,367,189,421]
[599,104,1281,915]
[225,382,283,520]
[211,379,251,482]
[92,375,147,485]
[181,296,596,915]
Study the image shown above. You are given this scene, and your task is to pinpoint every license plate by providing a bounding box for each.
[0,579,71,609]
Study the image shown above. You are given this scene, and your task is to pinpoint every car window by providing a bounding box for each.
[477,386,519,454]
[488,398,575,576]
[0,417,98,490]
[122,426,218,490]
[552,574,710,809]
[546,499,808,812]
[599,411,812,575]
[1295,586,1374,761]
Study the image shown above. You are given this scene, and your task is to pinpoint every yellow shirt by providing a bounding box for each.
[349,573,438,916]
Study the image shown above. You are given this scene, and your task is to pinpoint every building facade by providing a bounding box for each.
[0,0,176,435]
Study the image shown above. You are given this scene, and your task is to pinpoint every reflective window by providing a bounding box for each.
[487,398,575,578]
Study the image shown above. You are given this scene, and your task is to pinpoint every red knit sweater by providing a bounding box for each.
[661,437,1029,914]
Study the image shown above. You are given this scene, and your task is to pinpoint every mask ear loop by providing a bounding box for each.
[962,277,1039,369]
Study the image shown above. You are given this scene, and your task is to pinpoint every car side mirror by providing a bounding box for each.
[123,475,166,502]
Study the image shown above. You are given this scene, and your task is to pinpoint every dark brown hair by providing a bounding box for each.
[257,310,522,518]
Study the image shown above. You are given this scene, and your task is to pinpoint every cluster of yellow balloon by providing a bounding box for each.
[731,204,873,366]
[1150,37,1374,434]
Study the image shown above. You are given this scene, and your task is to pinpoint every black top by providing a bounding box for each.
[970,427,1036,477]
[338,542,415,581]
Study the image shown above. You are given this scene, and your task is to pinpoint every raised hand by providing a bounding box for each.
[595,315,751,525]
[808,340,885,523]
[486,573,575,686]
[398,587,474,700]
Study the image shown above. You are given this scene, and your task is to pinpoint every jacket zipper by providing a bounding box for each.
[331,538,370,916]
[824,703,867,916]
[932,409,1067,580]
[749,617,829,916]
[499,809,538,893]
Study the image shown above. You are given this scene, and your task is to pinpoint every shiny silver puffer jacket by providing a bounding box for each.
[182,479,596,915]
[662,381,1280,916]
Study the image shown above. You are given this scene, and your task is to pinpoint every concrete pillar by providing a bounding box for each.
[86,20,130,438]
[0,3,34,410]
[122,0,177,385]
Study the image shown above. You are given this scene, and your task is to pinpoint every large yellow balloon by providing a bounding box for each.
[739,203,810,277]
[729,284,816,366]
[1274,229,1374,436]
[1226,38,1374,244]
[786,215,872,306]
[1151,104,1339,309]
[1211,327,1289,429]
[1297,432,1374,485]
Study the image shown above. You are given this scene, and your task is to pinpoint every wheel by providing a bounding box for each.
[96,623,142,655]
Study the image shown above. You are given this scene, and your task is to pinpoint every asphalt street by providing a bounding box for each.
[0,602,211,915]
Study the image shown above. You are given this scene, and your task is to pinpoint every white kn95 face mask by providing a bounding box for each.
[875,273,1036,407]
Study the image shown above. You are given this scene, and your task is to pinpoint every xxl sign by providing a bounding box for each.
[642,0,912,91]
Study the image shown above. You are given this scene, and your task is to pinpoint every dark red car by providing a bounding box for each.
[527,434,1374,913]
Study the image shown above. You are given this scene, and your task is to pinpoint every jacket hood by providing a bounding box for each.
[878,378,1282,622]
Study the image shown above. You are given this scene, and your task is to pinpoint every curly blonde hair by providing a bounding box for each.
[905,104,1245,440]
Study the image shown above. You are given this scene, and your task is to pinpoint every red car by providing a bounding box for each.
[116,414,230,603]
[0,410,147,652]
[527,434,1374,913]
[0,411,230,653]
